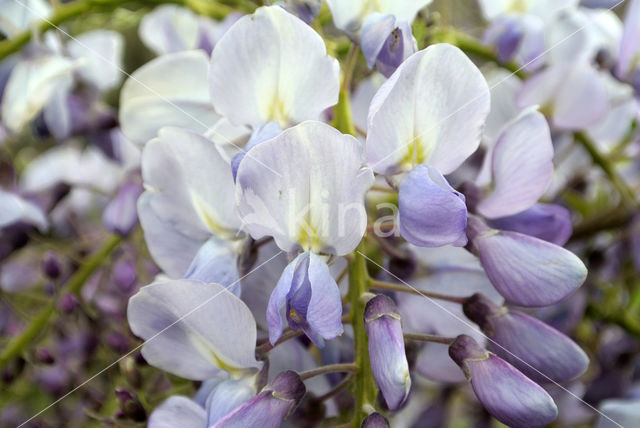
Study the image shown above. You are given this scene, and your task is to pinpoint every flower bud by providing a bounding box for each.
[211,370,305,427]
[58,293,78,313]
[398,165,467,248]
[35,348,55,365]
[362,412,389,428]
[115,387,147,422]
[41,251,62,279]
[364,294,410,410]
[449,335,558,428]
[113,259,137,293]
[120,357,142,389]
[463,293,589,383]
[361,14,417,78]
[267,251,342,347]
[466,215,586,307]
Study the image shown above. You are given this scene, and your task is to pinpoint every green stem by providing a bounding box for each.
[332,44,359,137]
[0,0,234,61]
[348,245,378,427]
[433,28,526,79]
[0,234,122,370]
[574,132,638,208]
[298,363,358,381]
[586,303,640,339]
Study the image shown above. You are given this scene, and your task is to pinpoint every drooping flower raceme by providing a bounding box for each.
[235,121,374,345]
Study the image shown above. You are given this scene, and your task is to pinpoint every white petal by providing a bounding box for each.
[478,109,554,218]
[366,44,490,175]
[127,279,262,380]
[2,55,76,132]
[235,121,373,255]
[0,0,52,37]
[119,50,218,143]
[518,63,610,130]
[67,30,124,91]
[139,127,241,276]
[138,5,200,55]
[0,190,48,230]
[209,5,339,128]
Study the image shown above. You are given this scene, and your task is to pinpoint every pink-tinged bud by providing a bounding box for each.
[364,294,411,410]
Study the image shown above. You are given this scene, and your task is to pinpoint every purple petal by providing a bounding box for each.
[398,164,467,247]
[184,238,241,296]
[361,14,397,69]
[266,254,298,345]
[468,354,558,427]
[449,335,558,428]
[487,203,572,245]
[305,252,344,343]
[211,371,305,428]
[616,0,640,79]
[463,294,589,383]
[205,378,255,426]
[361,14,416,78]
[364,295,411,410]
[267,252,343,346]
[102,181,143,236]
[467,216,587,307]
[362,412,389,428]
[484,15,523,62]
[231,121,283,180]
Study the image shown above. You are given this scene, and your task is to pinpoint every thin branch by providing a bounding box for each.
[256,329,302,353]
[403,332,455,345]
[369,279,468,304]
[312,373,355,402]
[298,363,358,381]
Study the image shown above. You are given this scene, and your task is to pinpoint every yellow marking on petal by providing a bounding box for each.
[268,97,288,128]
[190,190,228,236]
[400,137,427,170]
[538,102,555,119]
[189,331,248,375]
[507,0,528,13]
[298,221,323,253]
